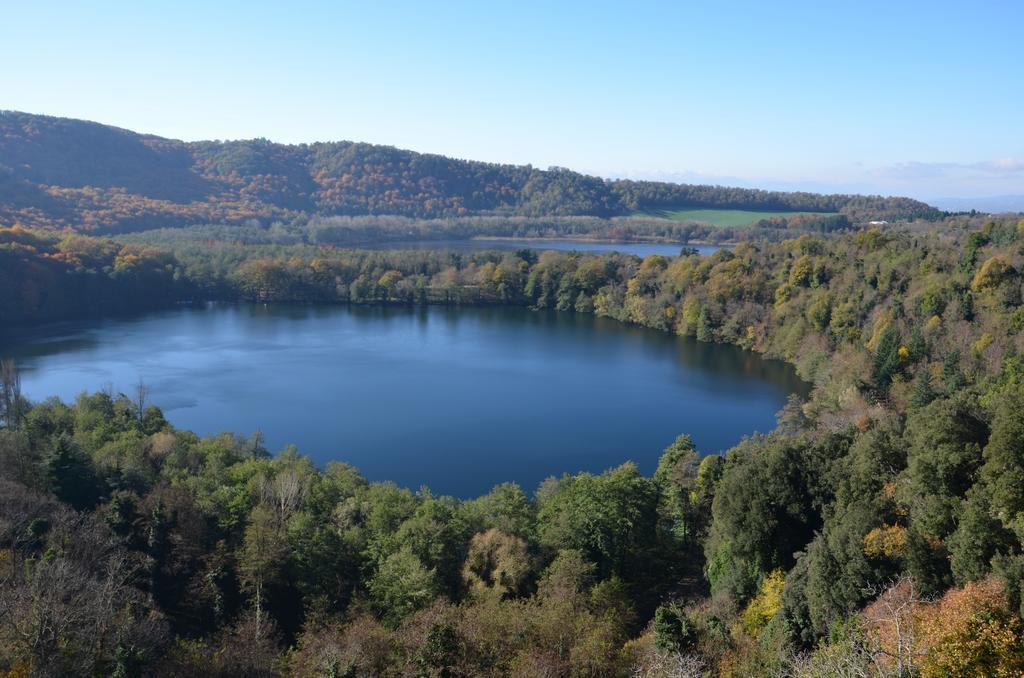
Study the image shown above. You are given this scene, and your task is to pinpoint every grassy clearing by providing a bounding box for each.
[634,208,835,228]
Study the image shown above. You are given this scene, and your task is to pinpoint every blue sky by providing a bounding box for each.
[2,1,1021,203]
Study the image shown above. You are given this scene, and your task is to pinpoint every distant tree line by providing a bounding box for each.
[116,212,857,253]
[612,180,936,222]
[0,111,940,233]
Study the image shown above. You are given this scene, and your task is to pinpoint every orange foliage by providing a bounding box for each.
[916,578,1024,677]
[864,577,1024,677]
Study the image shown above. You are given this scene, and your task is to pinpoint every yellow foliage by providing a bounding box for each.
[925,314,942,334]
[113,252,141,269]
[740,569,785,636]
[678,297,701,336]
[788,255,813,287]
[865,314,893,352]
[863,524,909,559]
[377,269,403,290]
[308,258,334,276]
[898,345,911,363]
[971,255,1017,293]
[972,332,994,357]
[773,283,793,308]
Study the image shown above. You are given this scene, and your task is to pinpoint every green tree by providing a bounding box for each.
[904,393,989,540]
[653,435,705,548]
[872,325,902,390]
[537,463,658,578]
[911,370,936,408]
[46,433,103,510]
[653,604,695,652]
[368,546,439,626]
[979,386,1024,542]
[706,434,845,601]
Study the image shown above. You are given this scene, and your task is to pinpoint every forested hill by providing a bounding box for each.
[4,213,1024,674]
[0,111,940,233]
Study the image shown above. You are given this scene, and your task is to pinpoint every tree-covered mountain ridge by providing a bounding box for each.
[0,110,940,233]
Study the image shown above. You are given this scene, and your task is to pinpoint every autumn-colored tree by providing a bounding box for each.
[917,578,1024,677]
[462,528,531,599]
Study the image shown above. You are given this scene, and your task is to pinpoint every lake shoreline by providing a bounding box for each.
[2,303,808,497]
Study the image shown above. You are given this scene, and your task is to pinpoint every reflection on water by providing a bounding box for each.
[0,303,805,497]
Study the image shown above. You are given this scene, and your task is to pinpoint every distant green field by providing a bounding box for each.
[635,208,834,228]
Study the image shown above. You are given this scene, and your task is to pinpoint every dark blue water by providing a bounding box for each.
[1,304,803,497]
[366,238,723,258]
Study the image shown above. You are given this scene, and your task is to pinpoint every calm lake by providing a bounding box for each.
[1,304,804,497]
[364,238,724,258]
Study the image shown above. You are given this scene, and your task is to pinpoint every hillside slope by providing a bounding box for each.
[0,111,940,232]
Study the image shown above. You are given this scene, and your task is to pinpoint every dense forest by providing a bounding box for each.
[0,111,940,234]
[115,212,858,251]
[3,211,1024,675]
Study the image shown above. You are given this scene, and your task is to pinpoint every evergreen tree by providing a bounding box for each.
[46,433,102,510]
[908,326,928,362]
[943,350,966,394]
[912,370,936,408]
[872,325,902,389]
